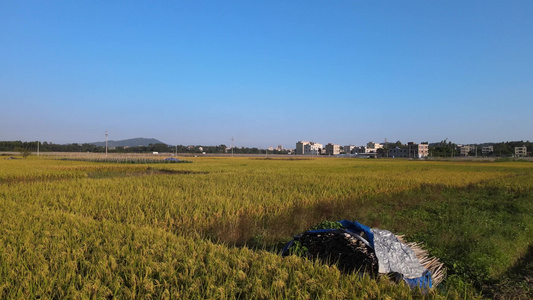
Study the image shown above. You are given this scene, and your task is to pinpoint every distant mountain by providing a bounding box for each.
[91,138,166,148]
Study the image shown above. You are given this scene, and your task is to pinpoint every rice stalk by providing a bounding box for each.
[396,235,446,287]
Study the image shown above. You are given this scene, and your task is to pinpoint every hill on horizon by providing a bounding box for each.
[91,138,165,148]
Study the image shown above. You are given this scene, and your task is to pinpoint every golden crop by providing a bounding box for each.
[1,155,531,298]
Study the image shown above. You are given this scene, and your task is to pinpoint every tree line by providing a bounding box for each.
[0,141,289,155]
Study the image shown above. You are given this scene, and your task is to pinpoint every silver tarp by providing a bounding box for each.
[371,228,427,278]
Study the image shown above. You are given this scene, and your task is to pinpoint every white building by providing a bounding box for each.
[365,142,383,153]
[304,142,323,155]
[296,141,323,155]
[460,145,472,156]
[515,146,527,157]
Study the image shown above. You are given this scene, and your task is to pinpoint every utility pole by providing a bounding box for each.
[105,131,108,157]
[231,137,234,157]
[452,145,454,159]
[37,141,39,158]
[384,138,389,158]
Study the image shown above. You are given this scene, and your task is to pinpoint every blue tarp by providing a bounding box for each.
[164,157,180,161]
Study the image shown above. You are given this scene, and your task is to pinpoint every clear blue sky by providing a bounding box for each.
[1,1,532,148]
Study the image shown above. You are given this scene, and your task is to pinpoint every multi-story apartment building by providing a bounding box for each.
[344,145,357,154]
[295,141,322,155]
[460,145,472,156]
[305,142,323,155]
[389,147,408,158]
[365,142,383,153]
[297,140,428,158]
[295,141,309,155]
[482,146,494,155]
[325,143,340,155]
[515,146,527,157]
[352,146,367,154]
[407,142,429,158]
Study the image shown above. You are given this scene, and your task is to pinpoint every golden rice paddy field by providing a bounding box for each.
[1,155,532,299]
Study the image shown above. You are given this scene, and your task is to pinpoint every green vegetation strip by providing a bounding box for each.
[57,158,192,164]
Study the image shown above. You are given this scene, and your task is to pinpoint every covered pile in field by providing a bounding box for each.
[293,230,379,275]
[282,220,445,289]
[164,157,181,161]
